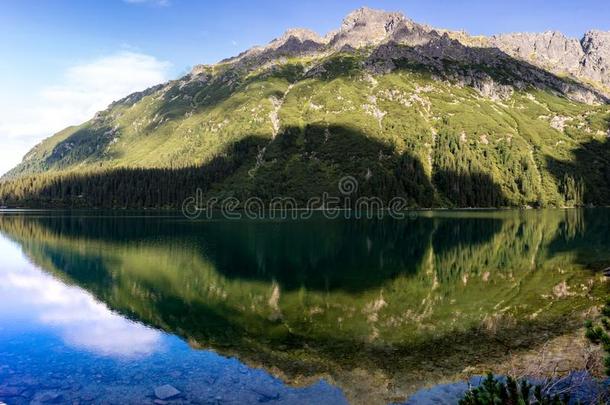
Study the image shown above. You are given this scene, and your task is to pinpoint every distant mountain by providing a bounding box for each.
[2,7,610,208]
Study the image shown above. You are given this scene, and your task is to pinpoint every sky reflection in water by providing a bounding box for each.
[0,210,609,404]
[0,236,163,358]
[0,230,348,404]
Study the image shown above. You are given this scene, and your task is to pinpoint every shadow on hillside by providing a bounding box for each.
[434,170,507,207]
[544,128,610,269]
[366,40,607,102]
[15,34,605,190]
[545,138,610,205]
[14,29,605,183]
[0,124,509,210]
[0,134,266,209]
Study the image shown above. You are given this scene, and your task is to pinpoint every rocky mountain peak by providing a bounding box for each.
[330,7,411,49]
[340,7,406,31]
[491,31,582,66]
[208,7,609,99]
[578,30,610,90]
[581,30,610,54]
[5,7,610,206]
[258,28,328,56]
[269,28,326,49]
[219,28,327,65]
[491,28,610,91]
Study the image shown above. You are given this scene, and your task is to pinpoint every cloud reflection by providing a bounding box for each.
[0,236,163,358]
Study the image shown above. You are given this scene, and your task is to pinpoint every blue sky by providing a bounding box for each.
[1,0,609,174]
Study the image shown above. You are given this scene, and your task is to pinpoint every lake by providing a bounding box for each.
[0,210,608,404]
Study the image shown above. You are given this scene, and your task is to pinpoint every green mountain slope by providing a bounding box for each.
[1,8,610,208]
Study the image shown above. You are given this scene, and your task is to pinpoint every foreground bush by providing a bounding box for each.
[459,373,569,405]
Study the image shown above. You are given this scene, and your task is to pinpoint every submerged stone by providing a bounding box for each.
[251,387,280,402]
[154,385,181,400]
[30,390,64,404]
[0,385,24,397]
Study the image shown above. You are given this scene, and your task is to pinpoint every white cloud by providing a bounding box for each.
[0,51,171,175]
[0,236,164,358]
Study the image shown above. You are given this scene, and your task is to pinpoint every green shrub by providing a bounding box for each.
[586,300,610,375]
[459,373,569,405]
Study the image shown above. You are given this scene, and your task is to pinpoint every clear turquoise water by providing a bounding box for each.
[0,210,608,404]
[0,213,349,404]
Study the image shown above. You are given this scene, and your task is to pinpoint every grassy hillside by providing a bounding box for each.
[1,50,609,208]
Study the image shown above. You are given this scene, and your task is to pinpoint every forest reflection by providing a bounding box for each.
[0,210,608,403]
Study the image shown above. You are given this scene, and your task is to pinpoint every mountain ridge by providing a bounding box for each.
[211,7,610,97]
[1,7,609,209]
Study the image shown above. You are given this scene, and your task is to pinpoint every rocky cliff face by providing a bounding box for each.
[213,7,609,103]
[492,29,610,92]
[581,30,610,87]
[330,7,410,49]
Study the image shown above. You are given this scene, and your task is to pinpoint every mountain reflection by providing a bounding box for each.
[0,210,608,403]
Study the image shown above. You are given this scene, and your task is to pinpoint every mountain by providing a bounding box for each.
[491,30,610,93]
[1,7,610,208]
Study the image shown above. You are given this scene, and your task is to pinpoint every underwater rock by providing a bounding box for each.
[0,385,25,397]
[30,390,64,404]
[251,386,280,402]
[154,384,181,400]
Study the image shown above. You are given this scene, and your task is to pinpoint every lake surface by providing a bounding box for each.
[0,210,608,404]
